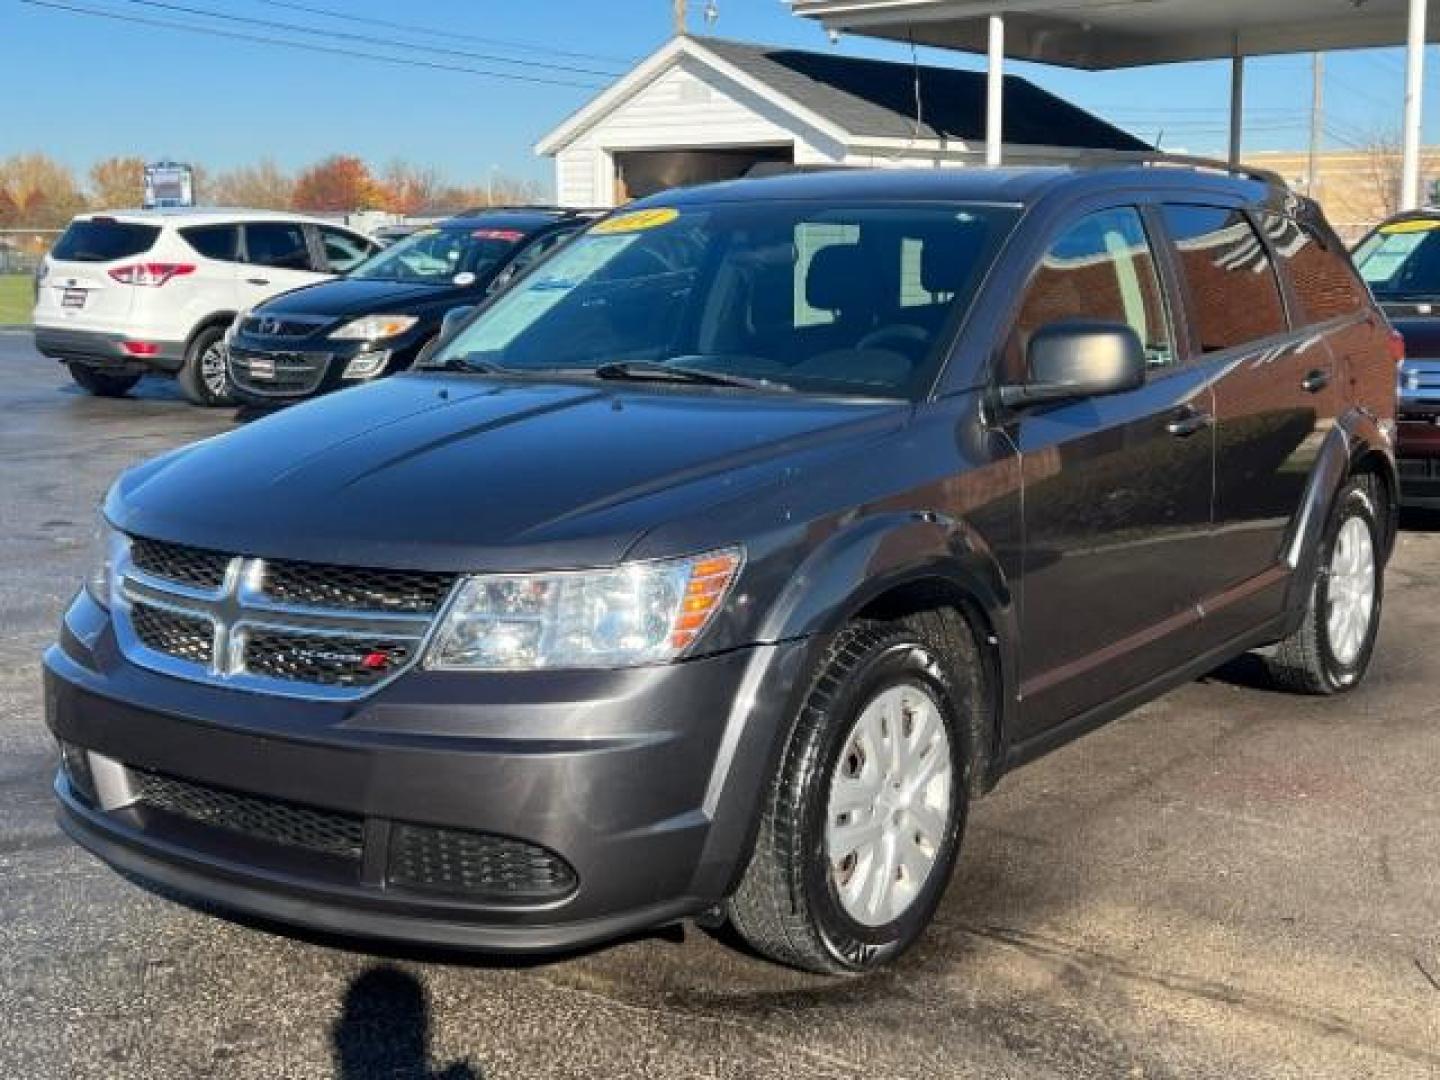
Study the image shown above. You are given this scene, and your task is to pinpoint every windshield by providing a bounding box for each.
[1353,219,1440,298]
[350,225,527,283]
[431,201,1019,398]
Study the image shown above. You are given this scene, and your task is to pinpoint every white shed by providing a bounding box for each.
[536,35,1149,207]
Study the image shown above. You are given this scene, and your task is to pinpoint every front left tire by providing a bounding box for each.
[727,615,981,974]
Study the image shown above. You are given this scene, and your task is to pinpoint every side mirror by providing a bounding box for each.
[999,321,1146,409]
[438,305,476,342]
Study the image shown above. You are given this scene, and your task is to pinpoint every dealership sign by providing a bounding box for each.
[143,161,194,209]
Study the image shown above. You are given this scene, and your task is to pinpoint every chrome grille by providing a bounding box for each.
[130,537,230,590]
[114,535,456,699]
[133,768,364,860]
[240,314,329,338]
[261,559,453,614]
[129,602,213,665]
[243,629,413,688]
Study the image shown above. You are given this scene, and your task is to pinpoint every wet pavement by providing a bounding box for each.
[1,333,1436,1078]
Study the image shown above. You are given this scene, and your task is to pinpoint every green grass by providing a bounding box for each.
[0,274,32,326]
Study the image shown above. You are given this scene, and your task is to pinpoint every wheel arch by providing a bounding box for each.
[182,312,238,358]
[756,511,1018,795]
[1283,409,1398,618]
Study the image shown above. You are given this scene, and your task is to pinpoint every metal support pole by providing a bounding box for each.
[1228,53,1245,166]
[987,14,1005,167]
[1402,0,1428,209]
[1308,53,1324,197]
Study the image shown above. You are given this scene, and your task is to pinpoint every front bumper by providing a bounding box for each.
[228,333,420,406]
[34,326,184,373]
[46,592,814,953]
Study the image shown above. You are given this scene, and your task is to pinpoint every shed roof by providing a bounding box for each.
[537,35,1147,155]
[696,37,1148,148]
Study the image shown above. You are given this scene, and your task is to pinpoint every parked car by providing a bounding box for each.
[47,164,1397,974]
[1352,210,1440,507]
[32,209,380,405]
[225,208,596,408]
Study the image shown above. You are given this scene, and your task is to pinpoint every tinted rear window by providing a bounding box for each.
[51,220,161,263]
[180,224,241,262]
[1261,215,1366,324]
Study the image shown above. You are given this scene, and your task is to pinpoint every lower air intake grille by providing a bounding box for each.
[132,769,364,860]
[130,602,213,665]
[387,824,577,901]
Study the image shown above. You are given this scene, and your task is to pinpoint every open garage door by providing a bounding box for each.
[614,146,794,202]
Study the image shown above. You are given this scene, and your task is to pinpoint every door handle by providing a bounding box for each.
[1166,406,1213,438]
[1301,368,1331,394]
[245,277,271,286]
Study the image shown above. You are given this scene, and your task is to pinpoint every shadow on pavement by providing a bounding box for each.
[332,966,480,1080]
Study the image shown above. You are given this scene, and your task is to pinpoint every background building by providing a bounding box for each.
[539,35,1149,207]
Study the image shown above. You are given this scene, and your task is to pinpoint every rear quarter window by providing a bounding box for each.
[1261,214,1366,324]
[51,220,161,262]
[1161,205,1288,352]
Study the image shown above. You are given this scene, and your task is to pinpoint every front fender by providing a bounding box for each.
[756,510,1014,643]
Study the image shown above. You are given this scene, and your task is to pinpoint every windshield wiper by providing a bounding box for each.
[427,352,513,375]
[593,360,789,392]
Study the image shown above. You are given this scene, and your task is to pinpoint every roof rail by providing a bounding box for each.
[1063,150,1289,189]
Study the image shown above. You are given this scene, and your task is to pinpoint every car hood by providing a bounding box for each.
[111,374,904,571]
[253,278,470,322]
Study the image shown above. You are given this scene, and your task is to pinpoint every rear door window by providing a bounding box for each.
[1260,214,1366,324]
[51,219,160,263]
[1008,206,1175,377]
[243,222,312,271]
[180,224,241,262]
[1161,205,1288,351]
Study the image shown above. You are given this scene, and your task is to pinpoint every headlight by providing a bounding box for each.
[329,315,418,341]
[427,548,743,671]
[85,517,128,609]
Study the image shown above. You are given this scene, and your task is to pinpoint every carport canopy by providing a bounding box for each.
[791,0,1440,207]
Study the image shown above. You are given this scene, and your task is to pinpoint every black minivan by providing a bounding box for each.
[46,164,1397,974]
[226,207,594,407]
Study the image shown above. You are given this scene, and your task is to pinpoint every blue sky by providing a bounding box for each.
[4,0,1437,188]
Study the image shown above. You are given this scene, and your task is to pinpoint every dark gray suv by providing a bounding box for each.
[45,164,1398,974]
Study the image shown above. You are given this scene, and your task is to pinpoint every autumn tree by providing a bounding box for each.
[210,159,294,209]
[0,153,87,228]
[381,160,442,215]
[88,155,146,209]
[291,155,390,211]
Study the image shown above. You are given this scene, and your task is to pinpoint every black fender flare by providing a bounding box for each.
[1281,408,1398,624]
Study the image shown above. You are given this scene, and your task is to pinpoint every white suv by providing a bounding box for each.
[33,209,380,405]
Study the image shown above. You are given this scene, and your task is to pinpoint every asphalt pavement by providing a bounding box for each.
[1,332,1436,1079]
